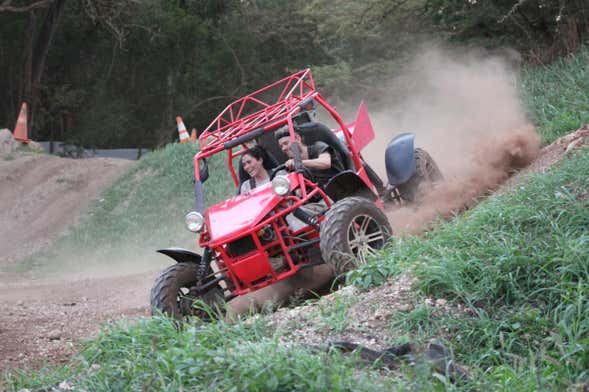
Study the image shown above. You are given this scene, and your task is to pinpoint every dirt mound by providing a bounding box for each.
[0,152,136,370]
[0,153,132,267]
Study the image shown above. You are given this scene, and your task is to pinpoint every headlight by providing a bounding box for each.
[185,211,204,232]
[271,175,291,196]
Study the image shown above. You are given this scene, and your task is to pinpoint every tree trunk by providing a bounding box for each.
[32,0,66,85]
[24,0,66,138]
[22,10,36,134]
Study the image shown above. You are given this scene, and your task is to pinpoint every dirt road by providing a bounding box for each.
[0,153,145,370]
[0,153,132,265]
[0,272,155,370]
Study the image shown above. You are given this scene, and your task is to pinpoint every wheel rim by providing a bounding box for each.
[178,285,200,316]
[346,214,386,264]
[177,285,223,320]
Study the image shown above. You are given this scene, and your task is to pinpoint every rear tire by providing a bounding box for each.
[150,262,225,321]
[397,148,442,203]
[320,197,392,275]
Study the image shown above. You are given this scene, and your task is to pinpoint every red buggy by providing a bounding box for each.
[150,69,442,319]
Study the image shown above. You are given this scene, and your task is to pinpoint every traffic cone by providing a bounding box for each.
[13,102,30,143]
[190,129,197,142]
[176,116,189,144]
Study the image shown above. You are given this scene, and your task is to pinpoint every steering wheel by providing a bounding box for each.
[270,162,317,184]
[269,163,287,180]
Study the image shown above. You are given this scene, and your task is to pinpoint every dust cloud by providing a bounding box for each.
[361,45,540,234]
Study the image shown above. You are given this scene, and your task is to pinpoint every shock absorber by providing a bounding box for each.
[293,207,320,230]
[197,247,211,286]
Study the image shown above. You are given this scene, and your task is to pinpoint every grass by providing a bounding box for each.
[521,45,589,144]
[311,288,358,334]
[4,316,404,392]
[349,146,589,389]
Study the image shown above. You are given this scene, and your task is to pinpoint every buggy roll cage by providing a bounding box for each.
[192,69,365,186]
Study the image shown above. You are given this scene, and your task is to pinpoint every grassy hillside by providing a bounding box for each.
[4,47,589,390]
[521,46,589,144]
[350,147,589,389]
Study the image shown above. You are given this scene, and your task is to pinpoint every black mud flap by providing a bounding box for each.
[157,247,202,264]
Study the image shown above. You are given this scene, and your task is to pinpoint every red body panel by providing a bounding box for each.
[205,173,298,246]
[206,185,281,245]
[230,252,273,285]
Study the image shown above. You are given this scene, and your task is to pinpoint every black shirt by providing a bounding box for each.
[305,141,344,186]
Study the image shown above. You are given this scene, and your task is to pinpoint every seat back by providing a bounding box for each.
[294,122,353,171]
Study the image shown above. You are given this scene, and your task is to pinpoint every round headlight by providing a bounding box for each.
[185,211,204,232]
[271,175,291,196]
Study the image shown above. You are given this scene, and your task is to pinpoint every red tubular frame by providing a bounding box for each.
[190,69,382,295]
[198,69,315,152]
[203,176,330,295]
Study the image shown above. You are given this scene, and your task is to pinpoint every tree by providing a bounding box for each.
[425,0,589,61]
[1,0,66,137]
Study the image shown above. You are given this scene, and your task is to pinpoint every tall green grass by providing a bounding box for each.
[4,316,405,391]
[521,45,589,144]
[350,147,589,389]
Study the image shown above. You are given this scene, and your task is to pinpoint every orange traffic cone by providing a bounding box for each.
[176,116,189,144]
[190,129,197,142]
[13,102,30,143]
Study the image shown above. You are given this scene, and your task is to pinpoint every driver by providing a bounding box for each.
[274,126,344,186]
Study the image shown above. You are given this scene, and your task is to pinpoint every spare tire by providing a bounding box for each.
[397,148,442,203]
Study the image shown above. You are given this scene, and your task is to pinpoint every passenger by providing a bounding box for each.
[274,127,344,186]
[234,118,339,317]
[239,145,286,195]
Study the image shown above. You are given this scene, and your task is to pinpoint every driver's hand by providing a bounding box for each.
[285,159,295,171]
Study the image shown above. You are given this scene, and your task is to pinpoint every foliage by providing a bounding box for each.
[2,0,587,149]
[521,45,589,144]
[425,0,589,60]
[0,0,329,148]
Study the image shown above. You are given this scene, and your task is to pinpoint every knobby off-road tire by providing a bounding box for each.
[320,197,392,276]
[150,262,225,321]
[397,148,443,203]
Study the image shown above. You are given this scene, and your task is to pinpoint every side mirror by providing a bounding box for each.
[199,158,209,183]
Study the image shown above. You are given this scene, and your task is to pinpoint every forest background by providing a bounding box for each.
[1,0,588,149]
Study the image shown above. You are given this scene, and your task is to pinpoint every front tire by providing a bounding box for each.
[320,197,392,275]
[150,262,225,321]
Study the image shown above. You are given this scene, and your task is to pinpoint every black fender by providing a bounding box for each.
[324,170,377,203]
[385,133,416,186]
[157,247,202,264]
